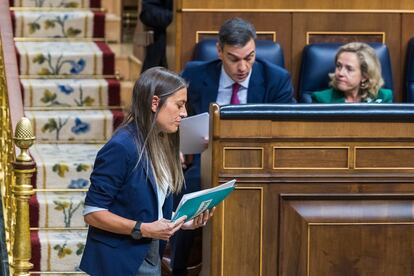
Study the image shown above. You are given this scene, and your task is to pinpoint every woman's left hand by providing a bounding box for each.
[180,207,215,230]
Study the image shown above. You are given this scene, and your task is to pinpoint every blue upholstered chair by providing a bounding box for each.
[405,38,414,102]
[298,43,394,103]
[192,38,285,68]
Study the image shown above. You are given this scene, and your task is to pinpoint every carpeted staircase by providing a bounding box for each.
[9,0,137,274]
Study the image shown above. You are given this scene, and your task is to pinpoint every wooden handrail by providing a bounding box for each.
[0,0,23,130]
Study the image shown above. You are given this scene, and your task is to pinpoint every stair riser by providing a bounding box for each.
[12,11,105,38]
[31,230,87,272]
[105,14,121,43]
[16,41,114,76]
[10,0,101,8]
[26,110,114,142]
[22,79,120,108]
[30,144,101,189]
[31,192,87,228]
[120,80,133,110]
[115,54,140,82]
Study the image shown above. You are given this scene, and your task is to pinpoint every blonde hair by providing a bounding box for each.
[329,42,384,100]
[121,67,187,194]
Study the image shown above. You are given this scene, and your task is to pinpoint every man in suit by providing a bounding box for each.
[183,18,294,114]
[170,17,295,275]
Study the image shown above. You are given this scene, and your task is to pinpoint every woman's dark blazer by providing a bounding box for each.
[79,124,173,275]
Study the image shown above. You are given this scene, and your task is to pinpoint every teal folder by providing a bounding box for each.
[172,179,236,222]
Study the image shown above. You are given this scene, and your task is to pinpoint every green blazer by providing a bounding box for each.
[311,88,393,103]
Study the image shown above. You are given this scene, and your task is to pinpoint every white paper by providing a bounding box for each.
[179,112,209,154]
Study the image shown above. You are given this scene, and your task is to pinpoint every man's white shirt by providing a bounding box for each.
[216,66,252,105]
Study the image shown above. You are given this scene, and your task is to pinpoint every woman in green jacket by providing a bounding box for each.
[312,42,393,103]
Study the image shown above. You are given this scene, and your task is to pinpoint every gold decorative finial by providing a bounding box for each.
[13,117,35,162]
[12,117,36,275]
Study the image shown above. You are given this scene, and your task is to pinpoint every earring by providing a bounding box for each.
[360,80,368,89]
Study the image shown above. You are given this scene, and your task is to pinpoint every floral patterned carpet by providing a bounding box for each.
[9,0,122,274]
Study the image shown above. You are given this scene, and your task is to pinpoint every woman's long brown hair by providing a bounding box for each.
[121,67,187,194]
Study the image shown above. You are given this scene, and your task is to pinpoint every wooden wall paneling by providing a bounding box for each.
[219,120,273,138]
[179,0,414,10]
[401,14,414,102]
[209,179,414,276]
[195,32,276,43]
[220,143,414,175]
[291,13,402,101]
[262,184,280,276]
[279,195,414,276]
[222,187,263,276]
[307,32,385,44]
[273,147,349,169]
[309,224,414,275]
[222,147,264,169]
[354,147,414,169]
[206,178,414,276]
[177,12,292,72]
[219,120,414,139]
[202,105,414,275]
[278,194,308,276]
[201,105,230,276]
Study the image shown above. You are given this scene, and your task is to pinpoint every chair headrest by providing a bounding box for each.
[193,39,285,68]
[298,43,393,103]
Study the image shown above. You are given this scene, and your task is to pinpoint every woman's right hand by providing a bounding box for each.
[140,217,186,241]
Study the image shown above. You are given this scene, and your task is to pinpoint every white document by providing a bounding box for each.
[179,112,209,154]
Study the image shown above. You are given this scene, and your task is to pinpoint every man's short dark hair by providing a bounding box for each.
[218,17,257,48]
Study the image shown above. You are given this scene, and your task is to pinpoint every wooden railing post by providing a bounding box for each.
[11,117,35,276]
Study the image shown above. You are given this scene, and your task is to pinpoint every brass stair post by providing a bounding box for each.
[11,118,35,276]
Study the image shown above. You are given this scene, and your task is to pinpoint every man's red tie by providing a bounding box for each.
[230,82,241,104]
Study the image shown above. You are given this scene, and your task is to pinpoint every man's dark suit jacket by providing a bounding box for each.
[181,58,296,116]
[170,58,295,272]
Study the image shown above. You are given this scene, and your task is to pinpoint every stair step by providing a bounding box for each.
[15,41,114,76]
[25,109,115,142]
[105,13,121,43]
[12,10,105,38]
[109,43,141,81]
[10,0,101,8]
[31,229,88,272]
[30,143,102,189]
[30,191,87,228]
[120,80,133,110]
[102,0,121,17]
[22,78,120,108]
